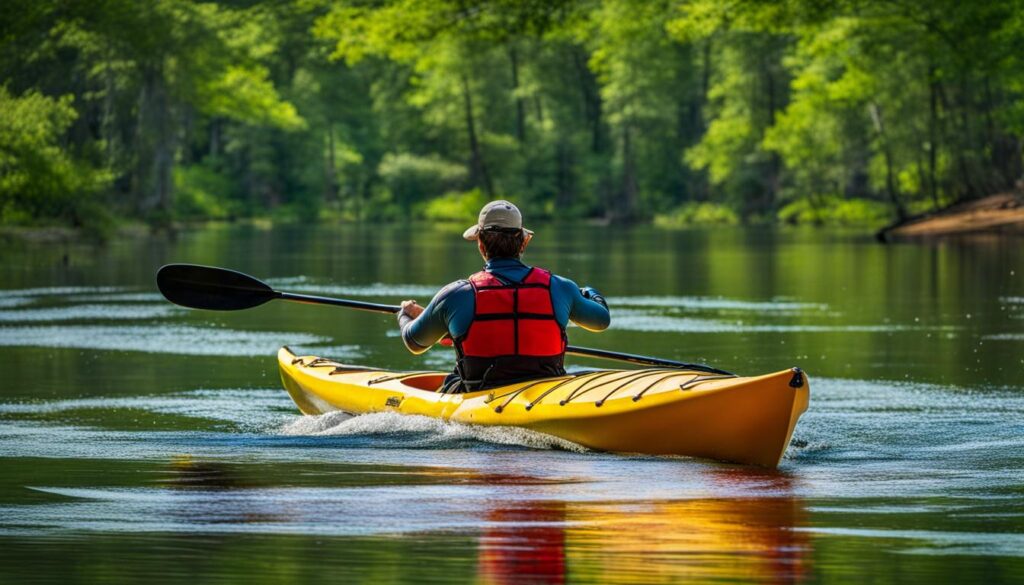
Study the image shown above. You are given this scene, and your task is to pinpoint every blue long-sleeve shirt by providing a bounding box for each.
[399,258,610,353]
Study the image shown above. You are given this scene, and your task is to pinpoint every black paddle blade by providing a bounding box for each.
[157,264,276,311]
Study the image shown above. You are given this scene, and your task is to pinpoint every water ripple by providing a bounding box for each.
[0,286,122,298]
[265,279,440,298]
[611,296,828,312]
[0,325,338,356]
[610,310,924,333]
[0,304,181,322]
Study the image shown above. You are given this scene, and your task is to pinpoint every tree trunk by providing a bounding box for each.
[762,45,780,210]
[933,79,976,201]
[869,102,907,220]
[982,78,1020,191]
[325,124,338,202]
[179,106,194,165]
[555,140,574,208]
[688,39,712,202]
[102,54,118,168]
[701,40,711,112]
[928,68,939,209]
[955,78,979,199]
[209,118,220,158]
[461,75,494,197]
[620,124,638,220]
[509,46,526,144]
[982,77,997,172]
[135,65,174,222]
[571,47,603,154]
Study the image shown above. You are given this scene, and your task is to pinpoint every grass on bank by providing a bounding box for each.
[650,197,898,229]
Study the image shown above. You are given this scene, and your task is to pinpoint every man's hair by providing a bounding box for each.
[479,228,525,259]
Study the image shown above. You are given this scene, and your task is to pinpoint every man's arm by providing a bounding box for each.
[397,281,469,354]
[556,276,610,332]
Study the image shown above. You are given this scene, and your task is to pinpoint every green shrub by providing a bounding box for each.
[173,163,239,220]
[653,202,740,227]
[420,189,489,221]
[777,196,893,226]
[0,88,111,229]
[356,185,402,221]
[377,153,467,211]
[268,203,314,223]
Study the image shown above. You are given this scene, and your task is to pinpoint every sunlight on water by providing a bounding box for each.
[266,278,442,298]
[0,286,123,298]
[1,483,531,536]
[0,389,294,430]
[793,527,1024,558]
[984,333,1024,341]
[75,292,165,302]
[0,325,353,356]
[0,304,182,322]
[420,348,456,369]
[612,295,829,312]
[610,309,925,333]
[0,297,31,309]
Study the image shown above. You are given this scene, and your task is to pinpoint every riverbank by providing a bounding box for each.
[0,208,879,244]
[0,222,156,245]
[10,194,1021,245]
[878,193,1024,241]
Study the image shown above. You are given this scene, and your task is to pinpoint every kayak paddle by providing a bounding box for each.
[156,263,734,375]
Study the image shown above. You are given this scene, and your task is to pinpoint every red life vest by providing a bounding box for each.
[454,267,567,390]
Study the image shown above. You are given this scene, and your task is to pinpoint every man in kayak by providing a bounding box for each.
[397,200,611,393]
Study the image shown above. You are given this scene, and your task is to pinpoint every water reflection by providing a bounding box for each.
[477,467,806,584]
[18,456,812,582]
[478,496,807,584]
[159,457,292,527]
[479,502,567,585]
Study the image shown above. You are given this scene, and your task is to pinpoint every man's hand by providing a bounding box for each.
[580,286,607,309]
[400,300,424,320]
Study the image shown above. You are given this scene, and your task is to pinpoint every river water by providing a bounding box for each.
[0,224,1022,583]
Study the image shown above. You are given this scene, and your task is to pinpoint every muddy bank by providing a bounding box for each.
[878,193,1024,241]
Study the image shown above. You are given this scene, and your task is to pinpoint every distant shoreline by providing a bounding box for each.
[7,195,1024,245]
[878,193,1024,242]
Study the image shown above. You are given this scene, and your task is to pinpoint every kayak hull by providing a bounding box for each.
[277,347,809,468]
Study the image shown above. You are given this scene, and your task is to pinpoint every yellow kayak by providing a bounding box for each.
[278,347,810,468]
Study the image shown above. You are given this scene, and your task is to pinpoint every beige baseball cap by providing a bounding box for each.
[462,200,533,241]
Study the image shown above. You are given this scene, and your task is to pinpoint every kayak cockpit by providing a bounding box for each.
[398,374,448,392]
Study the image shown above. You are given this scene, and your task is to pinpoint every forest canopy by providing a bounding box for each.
[2,0,1023,232]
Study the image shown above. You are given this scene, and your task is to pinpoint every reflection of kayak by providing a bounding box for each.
[278,347,809,467]
[561,497,808,583]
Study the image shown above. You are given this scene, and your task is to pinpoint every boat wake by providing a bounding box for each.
[279,411,589,453]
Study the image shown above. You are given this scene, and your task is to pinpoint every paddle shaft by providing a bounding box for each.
[278,291,400,313]
[274,290,730,373]
[156,264,733,375]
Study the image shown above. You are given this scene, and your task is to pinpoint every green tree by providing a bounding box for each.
[0,88,111,229]
[2,0,1023,232]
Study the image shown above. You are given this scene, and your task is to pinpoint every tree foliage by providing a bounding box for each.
[1,0,1022,231]
[0,88,111,228]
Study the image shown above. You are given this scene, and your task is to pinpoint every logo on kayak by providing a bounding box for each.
[385,396,402,408]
